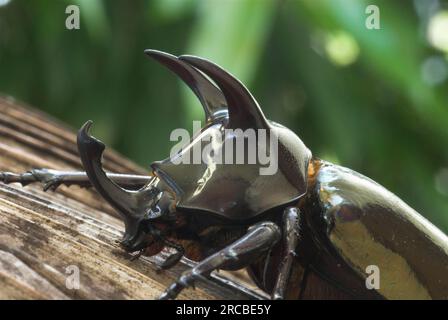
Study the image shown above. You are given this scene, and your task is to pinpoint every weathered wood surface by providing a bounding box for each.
[0,96,264,300]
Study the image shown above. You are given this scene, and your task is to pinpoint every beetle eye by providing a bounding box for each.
[147,204,162,219]
[146,190,177,221]
[145,190,165,219]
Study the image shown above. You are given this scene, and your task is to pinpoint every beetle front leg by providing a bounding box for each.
[272,207,302,300]
[0,169,152,191]
[159,221,281,300]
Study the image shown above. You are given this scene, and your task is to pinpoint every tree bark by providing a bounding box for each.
[0,96,264,300]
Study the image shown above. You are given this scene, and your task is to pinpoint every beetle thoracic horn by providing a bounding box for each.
[179,55,269,129]
[77,121,155,244]
[144,49,227,123]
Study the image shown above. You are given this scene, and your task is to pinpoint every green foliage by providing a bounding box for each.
[0,0,447,231]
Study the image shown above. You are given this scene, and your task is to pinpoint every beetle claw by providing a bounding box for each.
[0,169,64,191]
[159,251,183,270]
[130,249,144,261]
[158,281,185,300]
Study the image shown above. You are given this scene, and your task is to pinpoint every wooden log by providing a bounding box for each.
[0,96,265,300]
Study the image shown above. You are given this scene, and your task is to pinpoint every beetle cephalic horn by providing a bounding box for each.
[77,121,156,249]
[144,49,227,123]
[179,55,269,129]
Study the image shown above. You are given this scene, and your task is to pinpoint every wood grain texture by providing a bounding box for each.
[0,96,264,300]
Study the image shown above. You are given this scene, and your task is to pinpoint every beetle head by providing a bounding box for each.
[76,50,311,262]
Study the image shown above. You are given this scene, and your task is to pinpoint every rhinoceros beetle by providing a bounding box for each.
[2,49,448,300]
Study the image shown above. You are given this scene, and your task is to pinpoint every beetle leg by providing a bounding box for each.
[272,207,302,300]
[130,248,145,261]
[158,239,185,270]
[158,221,281,300]
[0,169,152,191]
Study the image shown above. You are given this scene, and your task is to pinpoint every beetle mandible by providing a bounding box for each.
[2,50,448,300]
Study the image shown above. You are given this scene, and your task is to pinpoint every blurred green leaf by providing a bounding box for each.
[182,0,275,124]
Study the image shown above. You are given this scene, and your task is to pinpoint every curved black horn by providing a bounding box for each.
[144,49,227,122]
[179,55,269,129]
[77,121,153,245]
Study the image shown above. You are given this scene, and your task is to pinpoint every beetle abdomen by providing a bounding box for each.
[310,161,448,299]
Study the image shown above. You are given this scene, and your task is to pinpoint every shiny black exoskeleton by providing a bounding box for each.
[2,50,448,299]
